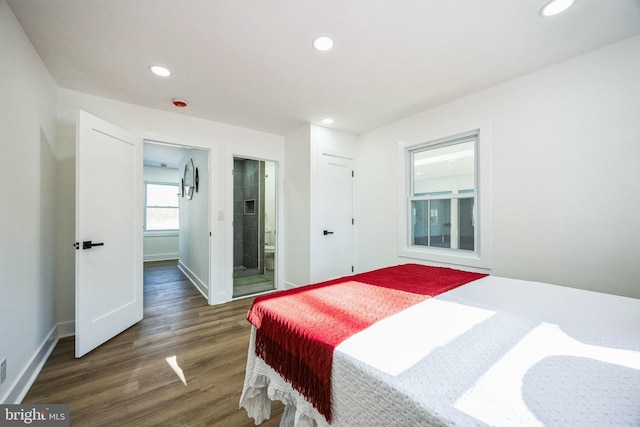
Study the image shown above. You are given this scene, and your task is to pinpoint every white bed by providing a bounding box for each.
[240,276,640,426]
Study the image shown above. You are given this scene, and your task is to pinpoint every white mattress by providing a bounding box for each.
[240,276,640,426]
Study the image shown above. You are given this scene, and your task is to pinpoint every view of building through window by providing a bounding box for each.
[409,135,477,252]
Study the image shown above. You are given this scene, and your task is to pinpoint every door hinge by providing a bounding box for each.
[352,170,354,177]
[352,218,355,225]
[351,266,354,273]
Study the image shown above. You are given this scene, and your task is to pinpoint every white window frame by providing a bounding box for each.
[397,119,492,270]
[144,181,180,233]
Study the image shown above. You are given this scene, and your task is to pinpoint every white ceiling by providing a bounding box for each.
[7,0,640,137]
[143,142,187,169]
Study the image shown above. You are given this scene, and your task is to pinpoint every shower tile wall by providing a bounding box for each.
[233,159,265,271]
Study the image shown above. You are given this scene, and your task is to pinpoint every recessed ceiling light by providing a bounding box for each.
[321,118,334,125]
[540,0,576,17]
[150,65,171,77]
[312,36,334,52]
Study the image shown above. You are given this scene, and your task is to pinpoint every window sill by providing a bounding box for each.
[398,245,491,270]
[144,230,179,237]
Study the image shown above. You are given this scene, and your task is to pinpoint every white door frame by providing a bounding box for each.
[143,140,212,304]
[224,149,282,302]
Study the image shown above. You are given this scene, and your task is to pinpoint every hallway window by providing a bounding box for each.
[145,182,180,231]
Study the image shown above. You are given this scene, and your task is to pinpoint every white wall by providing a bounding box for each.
[356,35,640,299]
[178,149,210,296]
[284,124,357,286]
[143,166,180,262]
[284,125,312,287]
[0,0,58,402]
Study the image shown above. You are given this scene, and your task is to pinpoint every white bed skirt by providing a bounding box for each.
[240,326,329,427]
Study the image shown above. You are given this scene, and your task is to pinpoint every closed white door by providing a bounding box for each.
[315,153,354,281]
[75,110,143,357]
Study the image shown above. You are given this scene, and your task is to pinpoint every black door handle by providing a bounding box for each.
[82,240,104,249]
[323,230,334,235]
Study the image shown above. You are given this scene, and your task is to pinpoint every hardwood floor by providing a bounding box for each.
[23,261,283,426]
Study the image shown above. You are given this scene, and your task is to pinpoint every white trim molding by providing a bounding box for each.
[178,260,209,299]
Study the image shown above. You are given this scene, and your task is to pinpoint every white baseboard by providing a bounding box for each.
[178,261,208,300]
[57,321,75,338]
[283,281,298,290]
[1,321,73,404]
[144,253,179,262]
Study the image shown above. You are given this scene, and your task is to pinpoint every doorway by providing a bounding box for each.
[232,157,277,297]
[143,141,211,302]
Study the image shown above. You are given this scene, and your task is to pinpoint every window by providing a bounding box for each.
[145,182,180,231]
[410,137,476,251]
[398,121,492,269]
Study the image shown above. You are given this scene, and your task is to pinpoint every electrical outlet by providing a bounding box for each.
[1,358,6,384]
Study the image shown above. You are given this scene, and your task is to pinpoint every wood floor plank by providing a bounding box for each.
[23,261,283,426]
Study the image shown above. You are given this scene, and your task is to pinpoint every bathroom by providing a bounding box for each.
[232,157,277,297]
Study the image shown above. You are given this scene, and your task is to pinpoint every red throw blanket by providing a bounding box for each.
[247,264,487,422]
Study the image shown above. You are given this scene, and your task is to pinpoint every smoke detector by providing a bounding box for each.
[172,98,188,108]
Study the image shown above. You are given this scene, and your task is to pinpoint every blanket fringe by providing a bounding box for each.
[255,318,334,421]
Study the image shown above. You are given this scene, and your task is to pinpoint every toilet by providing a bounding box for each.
[264,244,275,270]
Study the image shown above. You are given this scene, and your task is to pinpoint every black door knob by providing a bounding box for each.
[82,240,105,249]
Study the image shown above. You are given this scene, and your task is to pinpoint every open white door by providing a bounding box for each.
[315,153,354,281]
[75,110,143,357]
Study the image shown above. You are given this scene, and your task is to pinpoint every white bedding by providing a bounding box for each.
[240,276,640,426]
